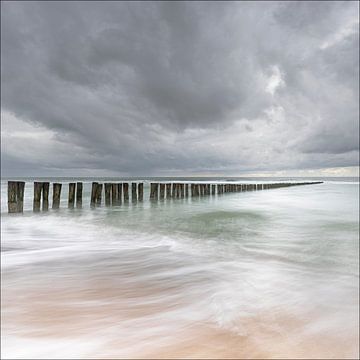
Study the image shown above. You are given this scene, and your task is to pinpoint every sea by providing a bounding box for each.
[1,177,359,359]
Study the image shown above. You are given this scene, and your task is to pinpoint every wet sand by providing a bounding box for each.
[2,276,358,359]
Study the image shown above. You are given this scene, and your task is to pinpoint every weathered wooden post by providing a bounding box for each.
[117,183,123,204]
[132,183,137,202]
[138,183,144,201]
[180,184,185,198]
[90,182,98,207]
[185,184,189,197]
[42,182,49,211]
[171,183,176,198]
[212,184,216,195]
[105,183,112,206]
[52,183,62,209]
[111,183,118,205]
[96,183,103,205]
[166,183,171,198]
[33,182,42,212]
[123,183,129,202]
[76,182,83,208]
[175,183,180,198]
[8,181,18,213]
[8,181,25,213]
[150,183,158,200]
[68,183,76,208]
[159,183,165,199]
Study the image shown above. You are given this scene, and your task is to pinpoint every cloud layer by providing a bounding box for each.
[1,1,359,176]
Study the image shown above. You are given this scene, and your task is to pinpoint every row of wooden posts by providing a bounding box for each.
[7,181,323,213]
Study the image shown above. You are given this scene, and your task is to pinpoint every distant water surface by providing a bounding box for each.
[1,177,359,359]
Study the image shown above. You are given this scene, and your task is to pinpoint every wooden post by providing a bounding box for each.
[8,181,17,213]
[123,183,129,202]
[117,183,122,204]
[138,183,144,201]
[185,184,189,197]
[96,183,103,205]
[33,182,42,212]
[52,183,62,209]
[166,183,171,198]
[180,184,185,198]
[159,183,165,199]
[176,183,180,198]
[8,181,25,213]
[171,183,176,198]
[132,183,137,202]
[105,183,112,206]
[212,184,216,195]
[68,183,76,208]
[112,183,118,205]
[150,183,158,200]
[42,182,49,211]
[90,182,98,208]
[76,182,83,208]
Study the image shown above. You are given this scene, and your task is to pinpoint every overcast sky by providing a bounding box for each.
[1,1,359,177]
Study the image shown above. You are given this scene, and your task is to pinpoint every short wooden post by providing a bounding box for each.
[138,183,144,201]
[52,183,62,209]
[159,184,165,199]
[105,183,112,206]
[90,182,98,207]
[96,183,103,205]
[76,182,83,208]
[212,184,216,195]
[131,183,137,202]
[68,183,76,208]
[123,183,129,202]
[42,182,49,211]
[33,182,42,212]
[166,183,171,198]
[185,184,189,197]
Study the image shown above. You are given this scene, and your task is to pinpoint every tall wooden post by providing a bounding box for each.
[42,182,49,211]
[150,183,158,200]
[166,183,171,198]
[52,183,62,209]
[171,183,176,198]
[33,182,42,212]
[123,183,129,202]
[105,183,112,206]
[185,184,189,197]
[96,183,103,205]
[76,182,83,208]
[90,182,98,208]
[117,183,123,204]
[159,184,165,199]
[68,183,76,208]
[138,183,144,201]
[180,184,185,198]
[132,183,137,202]
[8,181,25,213]
[112,183,118,205]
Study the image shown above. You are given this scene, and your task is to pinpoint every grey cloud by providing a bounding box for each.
[1,1,358,176]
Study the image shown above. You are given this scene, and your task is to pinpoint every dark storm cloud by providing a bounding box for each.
[1,1,358,176]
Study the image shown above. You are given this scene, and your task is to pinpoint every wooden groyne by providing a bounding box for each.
[6,181,323,213]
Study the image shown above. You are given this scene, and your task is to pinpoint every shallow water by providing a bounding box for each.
[1,178,359,359]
